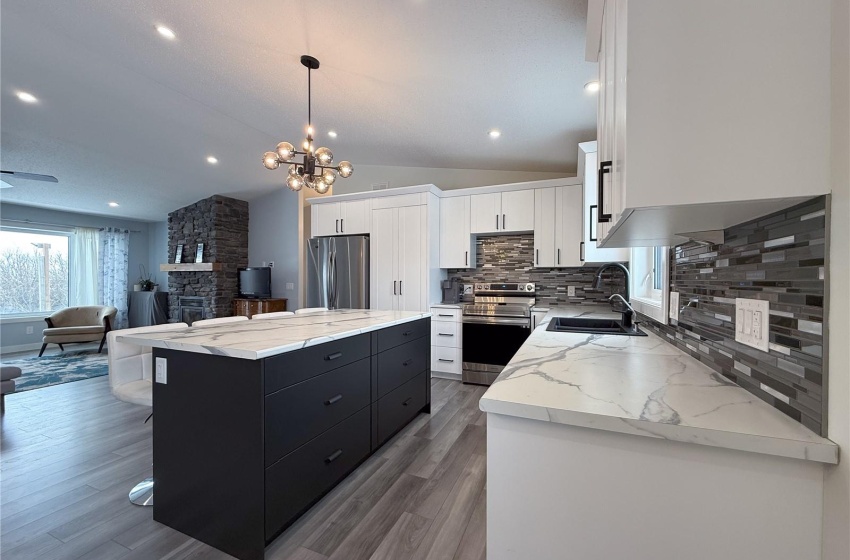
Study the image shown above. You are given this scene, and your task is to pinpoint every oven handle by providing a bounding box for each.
[462,316,531,327]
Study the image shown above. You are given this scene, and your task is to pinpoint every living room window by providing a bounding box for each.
[0,226,72,316]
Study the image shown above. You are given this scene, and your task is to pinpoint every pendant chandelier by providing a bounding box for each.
[262,55,353,194]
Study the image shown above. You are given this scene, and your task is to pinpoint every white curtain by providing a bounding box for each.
[71,227,99,306]
[98,228,130,329]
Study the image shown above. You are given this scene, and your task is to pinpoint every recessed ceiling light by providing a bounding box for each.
[327,131,338,138]
[16,91,38,103]
[108,202,120,207]
[206,156,218,164]
[156,25,176,40]
[584,81,600,93]
[488,129,501,139]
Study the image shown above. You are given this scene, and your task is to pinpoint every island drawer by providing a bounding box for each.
[376,336,429,398]
[377,371,427,445]
[376,318,429,353]
[264,333,371,395]
[265,406,370,540]
[265,357,371,467]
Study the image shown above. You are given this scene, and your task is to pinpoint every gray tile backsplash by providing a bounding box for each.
[446,234,628,306]
[641,196,828,435]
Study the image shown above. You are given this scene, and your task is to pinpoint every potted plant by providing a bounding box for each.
[138,265,157,292]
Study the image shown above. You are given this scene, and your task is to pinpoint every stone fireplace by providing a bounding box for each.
[166,195,249,321]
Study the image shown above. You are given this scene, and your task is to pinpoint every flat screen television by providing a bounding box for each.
[238,267,272,298]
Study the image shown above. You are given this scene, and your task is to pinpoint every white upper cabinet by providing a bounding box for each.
[535,185,584,268]
[533,189,557,267]
[470,190,535,234]
[311,199,371,237]
[588,0,831,247]
[439,196,474,269]
[579,142,629,263]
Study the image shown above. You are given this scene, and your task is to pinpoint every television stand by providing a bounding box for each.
[233,298,287,319]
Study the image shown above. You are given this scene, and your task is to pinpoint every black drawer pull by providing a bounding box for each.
[325,352,343,361]
[324,394,343,405]
[438,314,454,317]
[402,330,413,336]
[324,449,343,464]
[402,359,413,366]
[402,397,413,406]
[438,358,454,363]
[438,333,453,337]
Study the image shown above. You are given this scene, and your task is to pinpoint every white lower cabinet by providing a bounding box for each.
[430,306,462,379]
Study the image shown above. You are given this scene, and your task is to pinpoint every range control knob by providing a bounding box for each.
[475,283,483,290]
[526,283,535,292]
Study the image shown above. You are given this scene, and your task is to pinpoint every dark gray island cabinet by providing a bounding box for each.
[151,317,430,560]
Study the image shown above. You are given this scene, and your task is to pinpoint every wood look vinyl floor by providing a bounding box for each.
[0,375,488,560]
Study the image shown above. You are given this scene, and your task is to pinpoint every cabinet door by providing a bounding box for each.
[470,193,501,234]
[339,200,370,235]
[501,190,535,232]
[439,196,472,268]
[397,205,424,311]
[533,188,556,267]
[582,148,630,262]
[315,203,341,237]
[611,0,628,228]
[371,207,398,310]
[555,185,584,267]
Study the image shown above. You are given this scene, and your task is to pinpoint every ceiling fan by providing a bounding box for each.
[0,170,59,189]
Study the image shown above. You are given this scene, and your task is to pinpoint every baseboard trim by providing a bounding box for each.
[431,371,462,381]
[0,342,44,355]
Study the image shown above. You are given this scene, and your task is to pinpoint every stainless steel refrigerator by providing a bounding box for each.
[306,236,369,309]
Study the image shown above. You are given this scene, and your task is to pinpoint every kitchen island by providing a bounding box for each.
[480,305,838,560]
[117,309,432,560]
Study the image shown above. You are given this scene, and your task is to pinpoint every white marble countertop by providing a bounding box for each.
[479,305,838,464]
[116,309,431,360]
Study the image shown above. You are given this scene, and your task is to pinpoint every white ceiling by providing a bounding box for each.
[0,0,597,221]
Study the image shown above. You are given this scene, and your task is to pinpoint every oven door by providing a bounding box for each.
[462,316,531,385]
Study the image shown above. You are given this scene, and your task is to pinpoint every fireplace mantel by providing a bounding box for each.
[160,263,223,272]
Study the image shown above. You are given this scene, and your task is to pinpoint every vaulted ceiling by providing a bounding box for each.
[0,0,597,220]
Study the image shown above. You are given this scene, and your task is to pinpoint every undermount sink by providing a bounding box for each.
[546,316,647,337]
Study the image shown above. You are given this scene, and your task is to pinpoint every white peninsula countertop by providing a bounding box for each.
[479,305,838,464]
[116,309,431,360]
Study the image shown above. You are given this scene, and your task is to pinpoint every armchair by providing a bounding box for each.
[40,306,118,357]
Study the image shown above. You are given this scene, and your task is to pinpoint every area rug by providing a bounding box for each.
[0,350,109,392]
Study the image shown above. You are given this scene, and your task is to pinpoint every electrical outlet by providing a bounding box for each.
[268,261,274,268]
[669,292,680,321]
[286,282,294,290]
[155,357,168,384]
[735,298,770,351]
[567,286,576,297]
[25,326,33,334]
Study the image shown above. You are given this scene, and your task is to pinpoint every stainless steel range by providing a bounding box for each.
[461,282,536,385]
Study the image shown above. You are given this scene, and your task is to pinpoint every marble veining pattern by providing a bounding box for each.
[116,309,431,360]
[479,305,837,464]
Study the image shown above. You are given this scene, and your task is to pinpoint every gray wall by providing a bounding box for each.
[248,188,300,309]
[148,221,167,281]
[0,203,154,352]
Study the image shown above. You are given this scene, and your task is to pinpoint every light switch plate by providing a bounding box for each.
[735,298,770,352]
[286,282,294,290]
[155,357,167,384]
[567,286,576,297]
[669,292,680,322]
